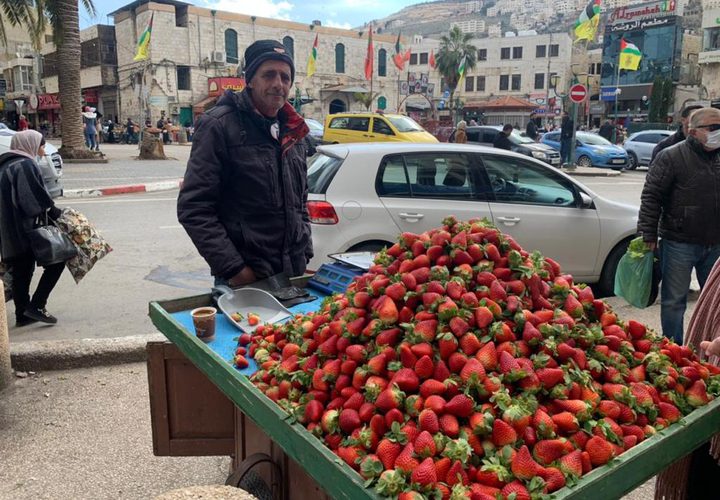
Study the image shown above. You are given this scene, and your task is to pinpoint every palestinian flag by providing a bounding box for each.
[457,54,467,88]
[134,13,154,62]
[574,0,601,42]
[393,32,406,70]
[429,50,436,69]
[307,34,318,78]
[619,39,642,71]
[364,26,374,80]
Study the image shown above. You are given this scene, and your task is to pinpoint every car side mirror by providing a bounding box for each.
[579,192,594,209]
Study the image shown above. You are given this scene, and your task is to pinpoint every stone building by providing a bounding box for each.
[700,4,720,102]
[109,0,427,126]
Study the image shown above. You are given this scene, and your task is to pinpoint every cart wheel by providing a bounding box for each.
[226,453,282,500]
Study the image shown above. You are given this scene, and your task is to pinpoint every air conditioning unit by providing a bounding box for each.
[210,51,226,64]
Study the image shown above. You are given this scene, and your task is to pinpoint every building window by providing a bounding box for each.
[704,27,720,51]
[499,74,509,90]
[378,48,387,76]
[465,76,474,92]
[478,48,487,61]
[175,5,188,27]
[550,44,559,57]
[177,66,191,90]
[511,74,521,90]
[225,29,238,64]
[534,73,544,90]
[477,75,485,91]
[512,46,523,59]
[282,36,294,60]
[45,34,53,44]
[500,47,510,60]
[410,53,418,65]
[419,52,428,64]
[536,45,546,58]
[13,66,33,92]
[335,44,345,73]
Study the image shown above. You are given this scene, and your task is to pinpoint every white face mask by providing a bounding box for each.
[705,129,720,149]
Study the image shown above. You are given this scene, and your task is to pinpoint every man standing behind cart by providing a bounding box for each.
[177,40,312,287]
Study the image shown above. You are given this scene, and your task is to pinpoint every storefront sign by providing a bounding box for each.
[38,93,60,110]
[83,89,98,104]
[608,0,678,25]
[608,16,675,33]
[601,87,620,101]
[208,77,246,97]
[699,51,720,65]
[28,94,38,112]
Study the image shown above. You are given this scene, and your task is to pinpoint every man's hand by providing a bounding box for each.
[228,266,256,287]
[645,240,657,252]
[700,338,720,357]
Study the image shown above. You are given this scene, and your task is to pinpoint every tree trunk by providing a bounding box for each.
[56,0,96,159]
[449,89,456,124]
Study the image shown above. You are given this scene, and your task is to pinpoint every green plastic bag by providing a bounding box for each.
[614,237,654,308]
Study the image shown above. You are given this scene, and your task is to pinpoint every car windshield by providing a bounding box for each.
[387,115,424,132]
[577,132,611,146]
[307,153,343,194]
[305,119,323,133]
[509,131,535,144]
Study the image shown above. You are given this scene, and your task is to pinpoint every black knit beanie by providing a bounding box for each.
[243,40,295,84]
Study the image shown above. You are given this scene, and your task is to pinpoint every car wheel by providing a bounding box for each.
[596,238,632,297]
[627,152,638,170]
[348,241,392,255]
[577,155,593,168]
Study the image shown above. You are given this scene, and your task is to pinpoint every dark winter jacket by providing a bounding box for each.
[526,120,538,141]
[561,117,574,140]
[598,123,614,141]
[650,129,684,163]
[0,153,57,261]
[177,89,312,281]
[637,136,720,245]
[493,132,513,151]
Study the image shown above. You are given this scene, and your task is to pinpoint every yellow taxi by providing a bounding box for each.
[322,112,438,144]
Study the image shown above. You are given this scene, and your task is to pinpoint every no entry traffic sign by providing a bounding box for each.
[570,84,588,103]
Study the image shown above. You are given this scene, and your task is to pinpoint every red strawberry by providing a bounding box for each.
[376,438,403,470]
[539,466,566,493]
[475,342,498,371]
[440,414,460,438]
[395,443,419,473]
[446,459,469,486]
[658,402,681,423]
[492,418,518,446]
[511,445,542,480]
[626,320,646,339]
[303,399,324,423]
[415,355,435,379]
[686,379,710,407]
[586,436,615,466]
[414,430,437,458]
[419,408,440,433]
[384,282,407,302]
[411,457,438,487]
[337,445,361,469]
[420,379,446,399]
[533,439,567,465]
[564,294,584,318]
[551,412,579,433]
[445,394,474,417]
[459,331,481,354]
[532,408,557,439]
[375,386,405,412]
[536,368,565,389]
[376,296,399,325]
[474,306,494,328]
[393,368,420,392]
[460,358,487,385]
[558,449,583,477]
[501,480,530,500]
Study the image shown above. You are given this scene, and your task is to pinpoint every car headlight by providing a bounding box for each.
[592,147,608,156]
[531,151,548,159]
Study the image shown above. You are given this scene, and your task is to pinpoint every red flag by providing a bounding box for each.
[429,50,436,69]
[393,53,405,71]
[404,48,411,61]
[364,27,374,80]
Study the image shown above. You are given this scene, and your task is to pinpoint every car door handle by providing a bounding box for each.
[497,216,521,226]
[399,212,424,220]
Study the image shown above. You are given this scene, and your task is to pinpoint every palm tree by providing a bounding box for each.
[437,26,477,123]
[2,0,96,159]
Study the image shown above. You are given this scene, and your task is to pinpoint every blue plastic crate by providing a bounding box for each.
[307,262,363,295]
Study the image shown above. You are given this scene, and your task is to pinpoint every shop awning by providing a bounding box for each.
[192,96,217,114]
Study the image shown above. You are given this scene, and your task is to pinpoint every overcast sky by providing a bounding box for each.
[82,0,421,30]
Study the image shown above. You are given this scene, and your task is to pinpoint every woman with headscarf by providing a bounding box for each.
[82,106,98,151]
[455,120,468,144]
[0,130,64,325]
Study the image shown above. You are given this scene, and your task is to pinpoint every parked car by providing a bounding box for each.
[305,118,324,156]
[306,143,638,295]
[323,112,438,144]
[622,129,673,169]
[454,125,561,166]
[541,131,628,170]
[0,129,63,198]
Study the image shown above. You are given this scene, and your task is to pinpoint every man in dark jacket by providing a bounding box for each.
[177,40,312,287]
[598,120,614,141]
[560,111,574,166]
[650,104,703,163]
[526,113,539,141]
[637,108,720,344]
[493,124,514,150]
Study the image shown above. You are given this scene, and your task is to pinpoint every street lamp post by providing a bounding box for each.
[612,87,622,143]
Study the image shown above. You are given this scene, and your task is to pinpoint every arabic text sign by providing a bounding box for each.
[608,15,675,33]
[608,0,678,25]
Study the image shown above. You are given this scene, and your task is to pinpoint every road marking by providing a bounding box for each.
[159,225,183,229]
[65,197,177,204]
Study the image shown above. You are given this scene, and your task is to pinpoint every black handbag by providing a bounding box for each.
[27,212,78,266]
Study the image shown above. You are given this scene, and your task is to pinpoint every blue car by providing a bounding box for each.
[542,131,628,170]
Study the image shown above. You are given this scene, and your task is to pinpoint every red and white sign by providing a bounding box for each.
[38,93,61,110]
[570,84,588,103]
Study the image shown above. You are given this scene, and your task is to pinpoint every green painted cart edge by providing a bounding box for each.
[552,395,720,499]
[149,299,381,500]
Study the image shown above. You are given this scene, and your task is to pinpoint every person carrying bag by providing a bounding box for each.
[0,130,68,325]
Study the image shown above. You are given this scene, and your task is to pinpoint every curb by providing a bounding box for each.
[10,333,166,371]
[63,179,183,198]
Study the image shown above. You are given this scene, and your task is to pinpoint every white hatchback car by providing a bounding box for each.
[0,129,63,198]
[306,143,639,295]
[623,129,673,169]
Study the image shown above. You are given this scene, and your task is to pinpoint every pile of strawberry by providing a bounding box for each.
[238,217,720,499]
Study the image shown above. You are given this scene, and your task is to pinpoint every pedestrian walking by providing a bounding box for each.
[526,113,539,141]
[18,115,28,131]
[454,120,467,144]
[493,124,514,150]
[177,39,312,287]
[82,106,98,151]
[650,104,704,163]
[598,119,614,141]
[637,107,720,344]
[0,130,65,325]
[560,111,574,166]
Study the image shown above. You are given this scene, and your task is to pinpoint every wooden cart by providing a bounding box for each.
[148,293,720,500]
